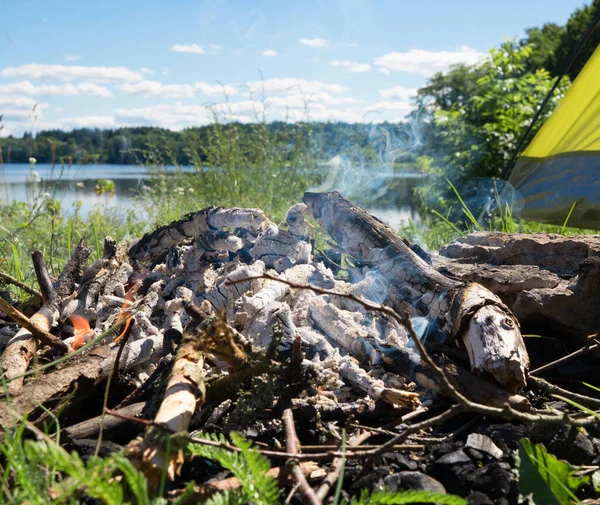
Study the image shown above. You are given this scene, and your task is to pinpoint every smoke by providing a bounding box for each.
[309,122,422,204]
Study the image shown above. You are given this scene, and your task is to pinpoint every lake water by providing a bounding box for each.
[0,163,422,230]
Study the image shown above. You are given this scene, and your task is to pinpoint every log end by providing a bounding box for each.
[462,304,529,393]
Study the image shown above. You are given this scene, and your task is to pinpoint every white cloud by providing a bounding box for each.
[117,80,237,98]
[58,115,117,128]
[346,42,359,47]
[55,107,64,112]
[171,43,206,55]
[377,68,390,76]
[378,85,418,100]
[330,60,371,73]
[374,46,485,76]
[261,49,277,57]
[0,64,142,83]
[299,38,328,48]
[63,54,81,62]
[209,44,222,50]
[115,102,213,129]
[162,68,169,76]
[246,78,347,95]
[366,100,415,118]
[0,80,113,97]
[140,67,154,75]
[0,96,41,108]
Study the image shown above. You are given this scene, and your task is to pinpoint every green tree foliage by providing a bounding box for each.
[548,0,600,81]
[415,42,569,213]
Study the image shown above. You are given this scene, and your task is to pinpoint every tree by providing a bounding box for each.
[416,42,570,213]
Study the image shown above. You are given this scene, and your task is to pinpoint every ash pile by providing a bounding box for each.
[2,191,600,505]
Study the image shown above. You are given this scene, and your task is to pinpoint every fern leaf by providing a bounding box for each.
[350,489,468,505]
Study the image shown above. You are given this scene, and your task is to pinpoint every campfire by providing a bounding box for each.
[1,191,599,502]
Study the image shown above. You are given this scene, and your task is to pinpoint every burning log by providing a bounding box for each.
[128,206,265,263]
[303,191,529,393]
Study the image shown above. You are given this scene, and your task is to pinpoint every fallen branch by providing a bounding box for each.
[0,271,42,298]
[529,336,600,376]
[282,401,322,505]
[2,251,59,395]
[0,298,68,354]
[126,315,207,491]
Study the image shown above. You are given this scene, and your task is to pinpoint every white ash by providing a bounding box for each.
[202,261,265,314]
[207,207,265,230]
[250,223,311,269]
[285,203,310,240]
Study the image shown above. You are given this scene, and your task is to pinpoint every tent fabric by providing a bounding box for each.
[509,43,600,229]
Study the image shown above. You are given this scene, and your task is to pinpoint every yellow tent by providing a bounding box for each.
[509,44,600,229]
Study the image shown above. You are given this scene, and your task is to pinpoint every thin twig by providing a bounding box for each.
[316,430,371,501]
[104,408,422,461]
[282,403,322,505]
[0,271,42,298]
[529,338,599,376]
[528,376,600,410]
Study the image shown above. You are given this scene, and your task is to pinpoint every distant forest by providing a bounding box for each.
[0,122,401,166]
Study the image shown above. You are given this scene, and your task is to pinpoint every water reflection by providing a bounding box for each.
[0,163,422,229]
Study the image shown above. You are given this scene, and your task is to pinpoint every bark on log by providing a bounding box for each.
[127,316,207,491]
[128,206,265,263]
[303,191,529,393]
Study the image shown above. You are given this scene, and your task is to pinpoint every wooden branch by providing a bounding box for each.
[0,298,68,353]
[126,319,206,491]
[128,206,265,262]
[529,337,600,376]
[1,251,60,395]
[54,238,90,297]
[64,402,146,439]
[0,271,41,298]
[282,402,323,505]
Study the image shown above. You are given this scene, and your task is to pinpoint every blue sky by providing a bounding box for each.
[0,0,586,136]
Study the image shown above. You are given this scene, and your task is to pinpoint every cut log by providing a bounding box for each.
[303,191,529,393]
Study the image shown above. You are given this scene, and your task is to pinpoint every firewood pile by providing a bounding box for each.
[1,191,600,503]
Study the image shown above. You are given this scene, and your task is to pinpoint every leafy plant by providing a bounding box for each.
[347,489,467,505]
[517,439,588,505]
[187,432,279,505]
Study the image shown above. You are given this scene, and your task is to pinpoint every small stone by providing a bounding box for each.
[435,449,471,465]
[383,471,446,494]
[382,452,418,471]
[467,491,493,505]
[466,448,484,460]
[467,433,504,459]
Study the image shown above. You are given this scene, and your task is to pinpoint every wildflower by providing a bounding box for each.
[76,181,84,188]
[29,157,37,165]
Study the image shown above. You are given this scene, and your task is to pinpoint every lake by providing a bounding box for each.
[0,163,422,230]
